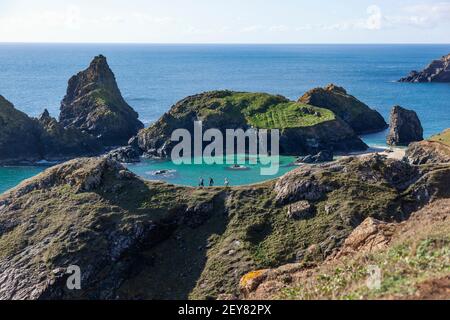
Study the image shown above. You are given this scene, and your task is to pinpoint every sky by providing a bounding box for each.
[0,0,449,43]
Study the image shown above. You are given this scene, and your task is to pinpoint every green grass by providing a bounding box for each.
[429,129,450,147]
[247,102,335,129]
[176,91,336,130]
[277,235,450,300]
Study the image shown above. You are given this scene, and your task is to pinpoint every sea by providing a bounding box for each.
[0,44,449,192]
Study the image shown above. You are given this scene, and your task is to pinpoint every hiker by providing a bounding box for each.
[224,178,229,188]
[199,177,204,187]
[209,177,214,187]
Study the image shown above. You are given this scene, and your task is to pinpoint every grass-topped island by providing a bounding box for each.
[136,90,368,158]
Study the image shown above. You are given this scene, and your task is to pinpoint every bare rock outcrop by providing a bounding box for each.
[60,55,144,147]
[386,106,423,146]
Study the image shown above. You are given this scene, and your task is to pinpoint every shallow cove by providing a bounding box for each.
[0,155,297,194]
[126,154,297,187]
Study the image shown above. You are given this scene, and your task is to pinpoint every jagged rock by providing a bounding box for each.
[137,90,367,158]
[275,169,332,205]
[399,53,450,82]
[405,129,450,165]
[0,97,103,165]
[286,200,315,219]
[107,146,141,163]
[295,150,333,164]
[299,84,387,134]
[0,95,41,164]
[333,218,395,259]
[60,55,144,147]
[37,109,102,160]
[386,106,423,146]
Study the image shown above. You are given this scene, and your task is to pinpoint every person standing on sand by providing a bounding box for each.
[209,177,214,187]
[199,177,204,187]
[224,178,229,188]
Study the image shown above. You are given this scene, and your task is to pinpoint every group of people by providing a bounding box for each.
[198,177,229,188]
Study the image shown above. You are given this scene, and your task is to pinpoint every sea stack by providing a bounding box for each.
[399,53,450,83]
[386,106,423,146]
[60,55,144,147]
[299,84,387,134]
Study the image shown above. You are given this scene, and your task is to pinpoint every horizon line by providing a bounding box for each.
[1,42,450,46]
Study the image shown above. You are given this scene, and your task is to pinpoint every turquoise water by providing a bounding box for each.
[0,166,49,194]
[127,155,297,187]
[1,44,450,193]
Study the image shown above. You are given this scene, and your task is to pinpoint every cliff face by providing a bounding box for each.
[36,109,103,160]
[298,84,388,134]
[240,198,450,300]
[405,129,450,165]
[0,96,103,165]
[137,90,367,157]
[399,53,450,83]
[0,95,41,164]
[60,55,144,147]
[1,153,448,299]
[386,106,423,146]
[1,55,144,165]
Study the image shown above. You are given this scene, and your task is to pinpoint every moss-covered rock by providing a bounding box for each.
[36,109,103,160]
[299,84,388,134]
[0,97,104,165]
[0,95,42,164]
[60,55,144,147]
[137,90,367,157]
[1,153,447,299]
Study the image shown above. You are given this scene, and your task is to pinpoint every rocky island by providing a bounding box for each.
[0,56,143,165]
[136,90,372,158]
[399,53,450,83]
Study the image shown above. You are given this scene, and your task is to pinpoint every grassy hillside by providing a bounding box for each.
[429,129,450,147]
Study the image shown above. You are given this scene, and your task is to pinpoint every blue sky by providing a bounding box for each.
[1,0,449,43]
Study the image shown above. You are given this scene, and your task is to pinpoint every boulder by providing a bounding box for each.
[286,200,315,219]
[60,55,144,147]
[299,84,387,134]
[399,53,450,83]
[107,146,141,163]
[386,106,423,146]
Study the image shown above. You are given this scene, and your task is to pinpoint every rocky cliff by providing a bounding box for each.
[137,90,367,158]
[60,55,144,147]
[0,95,103,165]
[298,84,387,134]
[0,95,41,164]
[36,109,102,160]
[240,198,450,300]
[1,153,448,299]
[399,53,450,83]
[386,106,423,146]
[405,129,450,165]
[1,55,144,165]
